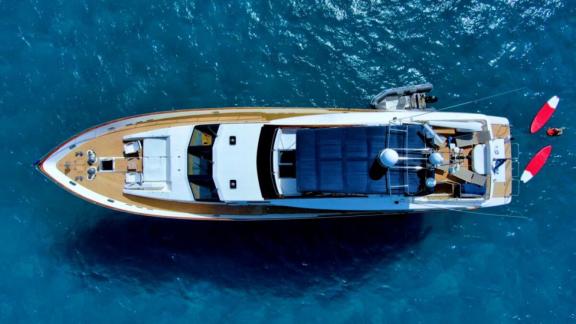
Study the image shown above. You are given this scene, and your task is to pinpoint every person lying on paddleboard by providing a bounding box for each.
[546,127,564,136]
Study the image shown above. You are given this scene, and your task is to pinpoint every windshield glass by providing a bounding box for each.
[188,124,220,201]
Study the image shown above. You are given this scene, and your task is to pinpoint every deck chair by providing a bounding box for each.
[451,168,487,186]
[436,164,450,173]
[123,141,141,155]
[126,158,139,172]
[455,131,491,147]
[125,172,142,186]
[460,183,487,197]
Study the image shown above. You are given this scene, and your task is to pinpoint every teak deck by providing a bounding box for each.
[431,124,512,198]
[491,124,512,197]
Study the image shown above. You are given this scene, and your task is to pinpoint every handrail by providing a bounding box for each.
[512,179,521,197]
[403,125,410,195]
[511,142,520,179]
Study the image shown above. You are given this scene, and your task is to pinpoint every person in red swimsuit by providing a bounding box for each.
[546,127,564,136]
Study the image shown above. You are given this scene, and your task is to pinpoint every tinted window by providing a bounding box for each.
[188,125,220,201]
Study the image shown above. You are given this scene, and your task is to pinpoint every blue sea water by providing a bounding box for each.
[1,0,576,322]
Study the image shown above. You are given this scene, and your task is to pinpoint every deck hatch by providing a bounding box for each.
[100,159,114,171]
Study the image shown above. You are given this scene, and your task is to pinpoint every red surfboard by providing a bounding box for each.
[530,96,559,133]
[520,145,552,183]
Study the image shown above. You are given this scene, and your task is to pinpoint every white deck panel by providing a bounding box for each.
[213,124,264,201]
[491,139,507,182]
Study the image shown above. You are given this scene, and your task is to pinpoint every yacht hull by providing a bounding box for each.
[37,107,513,220]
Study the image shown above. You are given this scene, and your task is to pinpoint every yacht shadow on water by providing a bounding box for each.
[66,213,430,297]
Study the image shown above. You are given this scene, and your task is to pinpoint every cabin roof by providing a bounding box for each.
[295,125,427,195]
[213,124,265,202]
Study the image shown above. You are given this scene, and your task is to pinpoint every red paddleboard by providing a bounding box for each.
[520,145,552,183]
[530,96,559,133]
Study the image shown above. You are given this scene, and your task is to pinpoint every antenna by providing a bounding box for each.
[413,202,529,220]
[400,87,526,122]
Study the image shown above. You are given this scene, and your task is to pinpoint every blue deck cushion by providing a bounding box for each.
[296,125,426,195]
[460,183,486,196]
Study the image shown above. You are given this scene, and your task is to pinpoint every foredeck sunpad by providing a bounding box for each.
[296,125,426,195]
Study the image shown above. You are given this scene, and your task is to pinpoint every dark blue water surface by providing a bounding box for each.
[2,0,576,322]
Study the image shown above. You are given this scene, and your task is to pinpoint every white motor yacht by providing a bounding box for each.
[37,84,515,220]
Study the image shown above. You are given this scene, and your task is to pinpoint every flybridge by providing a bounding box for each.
[296,125,428,195]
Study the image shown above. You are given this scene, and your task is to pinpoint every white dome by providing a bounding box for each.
[429,152,444,166]
[378,149,399,167]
